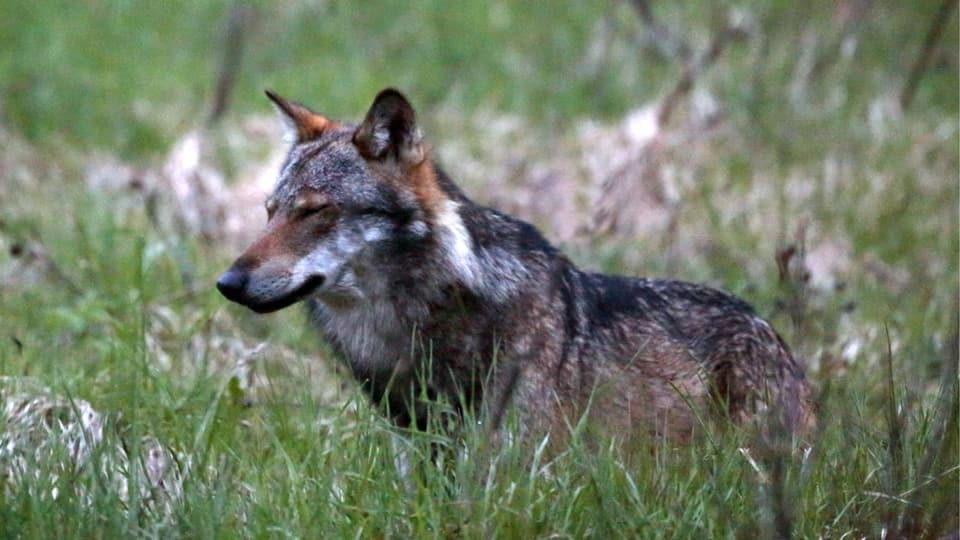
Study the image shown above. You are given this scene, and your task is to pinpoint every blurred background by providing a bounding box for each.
[0,1,957,536]
[2,0,956,364]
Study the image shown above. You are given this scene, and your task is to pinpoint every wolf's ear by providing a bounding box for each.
[265,90,330,142]
[353,89,425,165]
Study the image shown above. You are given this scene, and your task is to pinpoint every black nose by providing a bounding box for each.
[216,269,248,302]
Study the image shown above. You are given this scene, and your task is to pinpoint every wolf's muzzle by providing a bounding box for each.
[217,268,326,313]
[216,269,249,303]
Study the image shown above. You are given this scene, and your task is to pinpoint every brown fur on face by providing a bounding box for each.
[228,200,337,275]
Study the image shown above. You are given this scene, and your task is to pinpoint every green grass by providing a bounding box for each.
[1,1,957,538]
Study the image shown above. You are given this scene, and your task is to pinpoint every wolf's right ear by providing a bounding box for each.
[265,90,330,142]
[353,89,425,166]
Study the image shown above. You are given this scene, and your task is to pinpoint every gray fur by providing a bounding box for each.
[217,88,816,445]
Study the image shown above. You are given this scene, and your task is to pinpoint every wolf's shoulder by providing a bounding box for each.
[576,272,760,326]
[636,277,757,315]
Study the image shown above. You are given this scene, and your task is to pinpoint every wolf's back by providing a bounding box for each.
[556,271,816,439]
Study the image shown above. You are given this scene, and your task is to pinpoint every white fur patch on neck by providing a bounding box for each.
[435,199,480,287]
[433,199,530,302]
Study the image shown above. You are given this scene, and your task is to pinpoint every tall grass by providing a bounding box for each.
[1,1,957,537]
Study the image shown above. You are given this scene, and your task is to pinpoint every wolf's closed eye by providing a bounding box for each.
[297,205,338,224]
[265,197,278,219]
[290,193,336,218]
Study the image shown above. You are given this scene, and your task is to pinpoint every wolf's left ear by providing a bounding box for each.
[265,89,330,142]
[353,89,425,166]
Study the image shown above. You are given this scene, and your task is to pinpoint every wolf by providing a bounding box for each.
[217,88,815,445]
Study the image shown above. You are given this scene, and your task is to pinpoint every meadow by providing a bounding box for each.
[0,1,957,537]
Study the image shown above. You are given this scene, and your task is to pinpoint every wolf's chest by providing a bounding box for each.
[310,299,414,375]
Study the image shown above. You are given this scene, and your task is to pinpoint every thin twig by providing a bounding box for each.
[209,4,257,125]
[769,451,792,540]
[807,0,875,83]
[900,0,957,110]
[883,325,904,495]
[657,21,749,126]
[6,238,82,296]
[626,0,691,62]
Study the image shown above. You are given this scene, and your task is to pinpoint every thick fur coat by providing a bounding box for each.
[217,89,815,444]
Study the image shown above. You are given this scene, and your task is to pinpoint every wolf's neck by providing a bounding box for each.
[432,197,533,304]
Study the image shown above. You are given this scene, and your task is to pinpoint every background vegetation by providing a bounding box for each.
[0,1,957,537]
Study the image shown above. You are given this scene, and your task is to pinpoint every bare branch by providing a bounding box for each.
[807,0,875,83]
[209,4,258,125]
[626,0,691,62]
[900,0,957,110]
[657,20,749,127]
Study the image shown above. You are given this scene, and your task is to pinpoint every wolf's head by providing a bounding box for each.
[217,89,456,313]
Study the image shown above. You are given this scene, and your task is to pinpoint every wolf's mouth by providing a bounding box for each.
[248,275,326,314]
